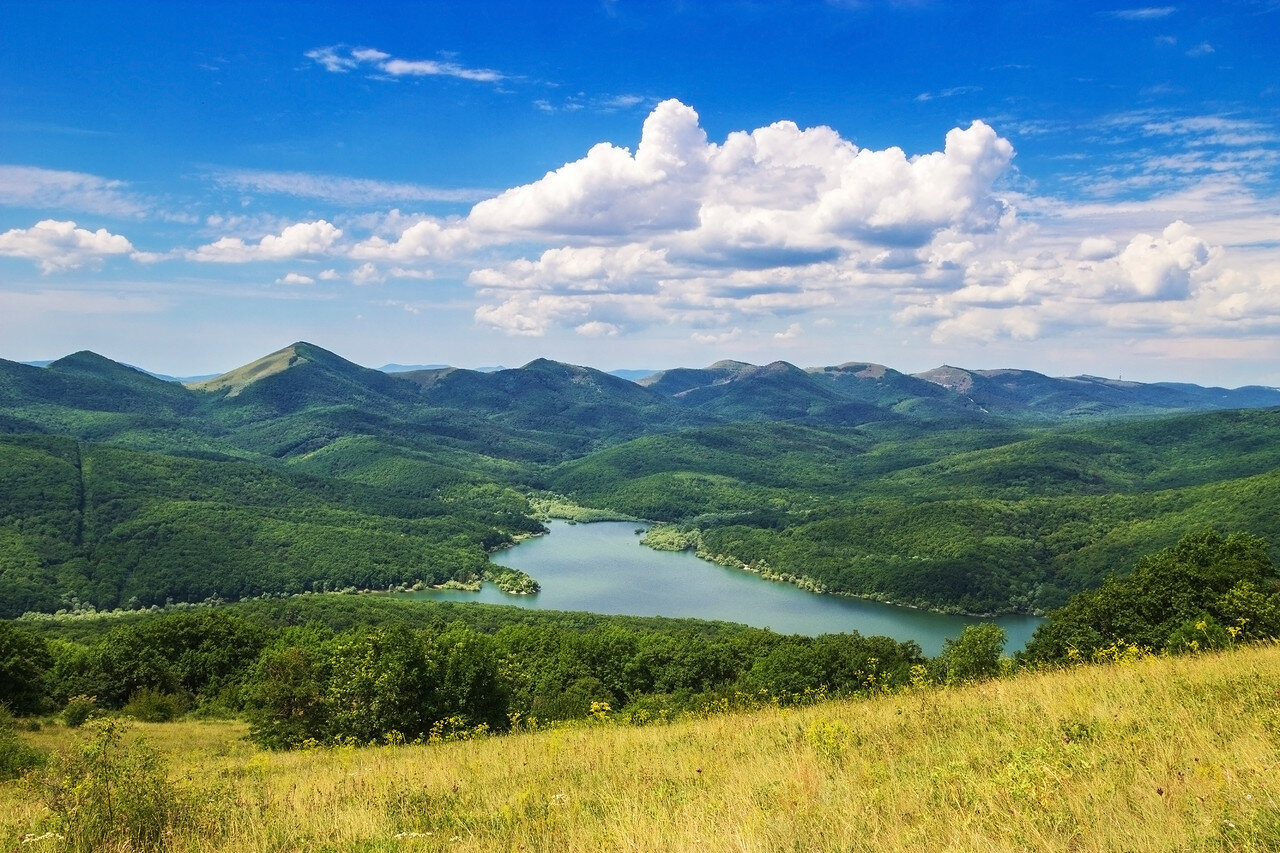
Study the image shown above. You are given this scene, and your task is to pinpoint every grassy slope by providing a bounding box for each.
[6,643,1279,852]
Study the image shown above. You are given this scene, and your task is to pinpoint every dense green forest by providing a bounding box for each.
[3,529,1278,753]
[0,434,541,617]
[2,341,1279,618]
[550,412,1280,612]
[3,593,929,746]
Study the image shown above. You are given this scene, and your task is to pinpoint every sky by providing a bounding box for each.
[2,1,1278,385]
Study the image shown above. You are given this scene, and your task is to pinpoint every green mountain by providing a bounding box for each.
[548,408,1280,613]
[646,360,874,424]
[1,341,1278,618]
[189,342,423,414]
[912,365,1280,418]
[0,432,542,617]
[399,357,704,453]
[0,351,197,418]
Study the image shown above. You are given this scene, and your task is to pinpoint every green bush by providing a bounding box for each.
[122,688,186,723]
[61,695,97,728]
[1165,616,1233,654]
[935,623,1007,685]
[38,718,201,853]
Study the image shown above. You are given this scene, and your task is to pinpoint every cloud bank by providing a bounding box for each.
[6,100,1274,363]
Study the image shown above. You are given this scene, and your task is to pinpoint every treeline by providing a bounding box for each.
[1020,529,1280,662]
[2,606,926,749]
[4,529,1278,752]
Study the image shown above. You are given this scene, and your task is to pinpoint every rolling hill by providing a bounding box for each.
[1,341,1278,617]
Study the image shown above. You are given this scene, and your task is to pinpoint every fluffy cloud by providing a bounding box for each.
[907,220,1229,346]
[464,101,1013,254]
[453,100,1017,335]
[948,221,1215,308]
[575,321,621,337]
[161,99,1270,352]
[473,294,593,337]
[468,100,710,237]
[469,244,670,294]
[0,219,135,272]
[189,221,342,263]
[1114,221,1212,300]
[351,219,474,262]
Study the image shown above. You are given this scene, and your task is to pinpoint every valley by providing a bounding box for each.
[3,341,1280,619]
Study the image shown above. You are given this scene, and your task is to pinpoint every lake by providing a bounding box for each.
[403,520,1043,656]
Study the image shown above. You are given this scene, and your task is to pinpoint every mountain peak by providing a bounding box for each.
[47,350,142,376]
[187,342,363,397]
[707,359,758,372]
[915,365,975,393]
[821,362,890,379]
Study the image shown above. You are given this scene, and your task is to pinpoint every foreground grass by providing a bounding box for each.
[5,644,1280,852]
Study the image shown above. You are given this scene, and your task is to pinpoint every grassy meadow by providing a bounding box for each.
[5,642,1279,852]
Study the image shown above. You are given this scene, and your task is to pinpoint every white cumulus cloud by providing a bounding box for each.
[178,98,1262,355]
[449,100,1018,336]
[0,219,135,272]
[468,99,710,237]
[189,220,342,263]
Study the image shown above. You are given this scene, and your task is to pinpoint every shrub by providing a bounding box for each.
[122,688,186,723]
[61,695,97,728]
[1165,616,1232,654]
[935,623,1006,685]
[38,718,200,853]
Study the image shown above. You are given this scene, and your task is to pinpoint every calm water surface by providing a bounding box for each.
[404,520,1042,656]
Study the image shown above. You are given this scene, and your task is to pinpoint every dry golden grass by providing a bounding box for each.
[5,643,1279,852]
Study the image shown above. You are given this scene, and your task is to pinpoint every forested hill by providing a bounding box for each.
[2,340,1279,618]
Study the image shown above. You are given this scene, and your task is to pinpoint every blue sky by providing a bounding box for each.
[2,1,1278,385]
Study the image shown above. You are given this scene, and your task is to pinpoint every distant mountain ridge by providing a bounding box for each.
[11,342,1280,429]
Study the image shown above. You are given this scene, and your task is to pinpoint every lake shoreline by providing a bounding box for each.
[411,519,1043,656]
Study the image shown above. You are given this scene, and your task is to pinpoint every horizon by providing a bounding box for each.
[2,1,1277,386]
[14,339,1280,390]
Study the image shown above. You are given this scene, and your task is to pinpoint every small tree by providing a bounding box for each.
[936,623,1006,685]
